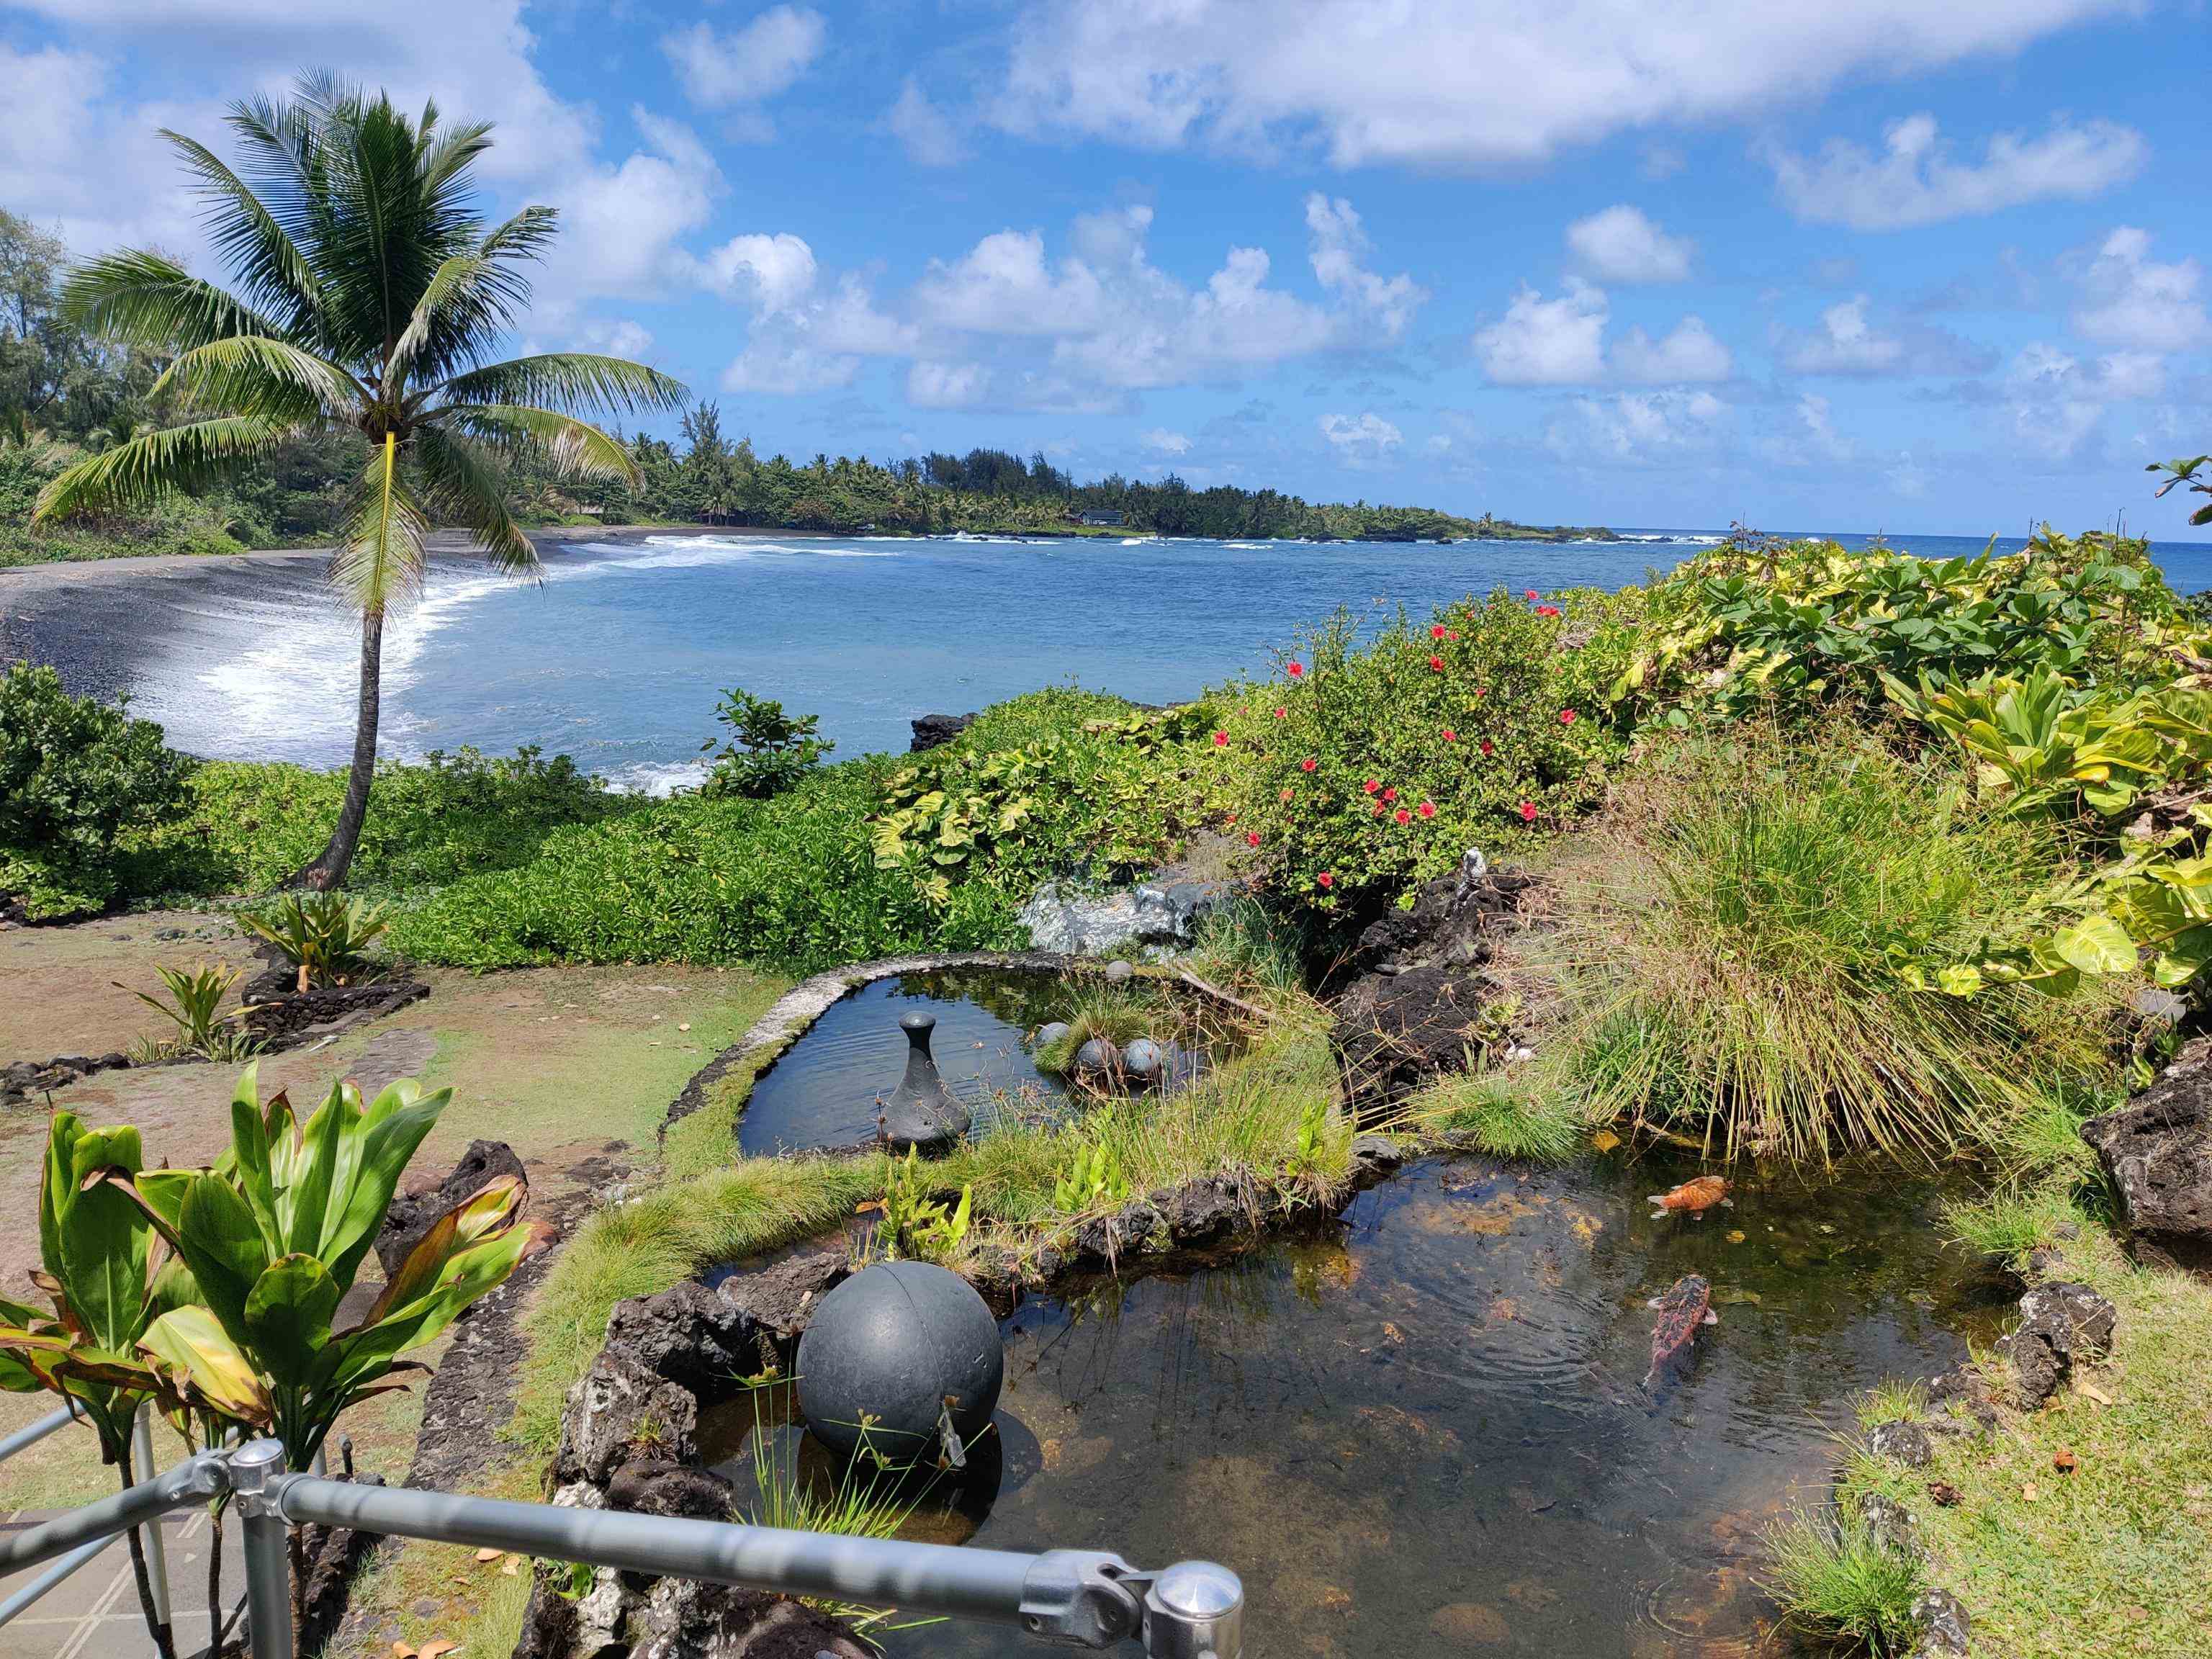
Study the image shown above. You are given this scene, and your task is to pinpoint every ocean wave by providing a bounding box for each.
[603,759,712,797]
[551,535,900,576]
[1222,541,1271,549]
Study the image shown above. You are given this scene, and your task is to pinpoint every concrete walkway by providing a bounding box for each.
[0,1504,245,1659]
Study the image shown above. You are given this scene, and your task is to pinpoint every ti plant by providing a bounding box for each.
[239,891,390,992]
[0,1113,258,1659]
[120,960,260,1061]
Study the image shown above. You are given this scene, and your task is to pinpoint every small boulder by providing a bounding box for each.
[716,1251,850,1344]
[2080,1043,2212,1260]
[909,712,976,752]
[1350,1134,1406,1177]
[554,1350,700,1487]
[1074,1037,1119,1076]
[1018,878,1231,956]
[1034,1020,1071,1051]
[605,1280,763,1395]
[1856,1491,1920,1561]
[1866,1419,1935,1469]
[1123,1038,1164,1082]
[606,1459,734,1521]
[1907,1588,1973,1658]
[1997,1280,2117,1407]
[1159,1176,1244,1246]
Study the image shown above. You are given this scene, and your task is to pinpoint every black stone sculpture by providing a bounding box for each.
[878,1012,971,1151]
[796,1260,1004,1466]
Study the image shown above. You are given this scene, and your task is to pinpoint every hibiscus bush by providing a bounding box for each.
[1216,587,1640,915]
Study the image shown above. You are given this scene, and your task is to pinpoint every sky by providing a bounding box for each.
[1,0,2208,538]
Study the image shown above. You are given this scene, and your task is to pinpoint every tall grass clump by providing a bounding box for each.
[1532,721,2127,1159]
[1762,1506,1924,1653]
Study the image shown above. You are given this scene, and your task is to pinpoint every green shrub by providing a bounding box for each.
[0,663,194,912]
[1217,588,1638,916]
[697,687,834,799]
[390,764,1024,974]
[1530,723,2126,1159]
[239,891,390,987]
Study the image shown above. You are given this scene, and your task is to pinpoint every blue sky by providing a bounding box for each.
[2,0,2208,536]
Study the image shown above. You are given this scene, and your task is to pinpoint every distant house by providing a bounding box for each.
[1076,509,1124,527]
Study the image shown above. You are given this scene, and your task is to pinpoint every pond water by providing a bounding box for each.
[706,1148,2001,1657]
[736,969,1071,1155]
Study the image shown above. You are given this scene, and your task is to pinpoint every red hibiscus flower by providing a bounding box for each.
[1300,757,1317,772]
[1560,709,1577,724]
[1317,872,1334,889]
[1225,813,1237,825]
[1480,739,1495,756]
[1286,661,1305,677]
[1431,624,1447,639]
[1429,655,1445,672]
[1447,629,1461,641]
[1280,788,1294,801]
[1536,603,1561,618]
[1393,808,1411,824]
[1213,731,1228,746]
[1273,706,1287,720]
[1372,801,1386,816]
[1519,801,1537,822]
[1382,786,1398,802]
[1417,800,1436,819]
[1525,588,1539,601]
[1442,728,1457,742]
[1246,831,1262,847]
[1362,778,1381,794]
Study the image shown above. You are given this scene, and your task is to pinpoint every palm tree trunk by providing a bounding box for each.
[295,605,384,890]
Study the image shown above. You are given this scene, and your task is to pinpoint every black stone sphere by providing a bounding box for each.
[796,1261,1004,1467]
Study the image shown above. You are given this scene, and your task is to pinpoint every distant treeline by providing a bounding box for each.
[1,205,1591,554]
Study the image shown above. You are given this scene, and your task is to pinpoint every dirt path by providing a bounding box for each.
[0,914,791,1506]
[0,910,246,1064]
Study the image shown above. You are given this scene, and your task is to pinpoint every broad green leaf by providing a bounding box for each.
[242,1254,341,1385]
[140,1306,271,1424]
[2050,914,2138,976]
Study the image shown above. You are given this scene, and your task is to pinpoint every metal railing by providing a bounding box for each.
[2,1437,1246,1659]
[0,1400,178,1632]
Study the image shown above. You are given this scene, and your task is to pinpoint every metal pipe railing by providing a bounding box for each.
[2,1437,1246,1659]
[0,1403,82,1465]
[0,1534,114,1627]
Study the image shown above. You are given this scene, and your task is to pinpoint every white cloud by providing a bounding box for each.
[1474,280,1608,385]
[1765,114,2146,230]
[721,338,859,395]
[549,111,723,302]
[1793,392,1853,462]
[570,317,656,360]
[1613,316,1732,384]
[907,198,1416,403]
[696,232,819,314]
[907,360,993,408]
[1304,194,1424,336]
[662,7,827,109]
[1779,294,1987,377]
[996,0,2127,171]
[1547,390,1727,466]
[1565,205,1692,284]
[885,77,966,167]
[2004,342,2108,463]
[1319,411,1403,464]
[716,272,916,395]
[1141,428,1193,454]
[2072,228,2208,353]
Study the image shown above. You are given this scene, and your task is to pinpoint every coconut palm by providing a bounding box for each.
[33,72,685,888]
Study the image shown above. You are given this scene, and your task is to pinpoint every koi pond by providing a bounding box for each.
[703,1148,2001,1657]
[737,969,1073,1155]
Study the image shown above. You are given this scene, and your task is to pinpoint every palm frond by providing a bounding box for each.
[413,424,538,575]
[435,354,687,416]
[330,433,432,611]
[159,130,325,338]
[58,253,280,354]
[32,417,295,523]
[431,403,642,487]
[150,336,361,421]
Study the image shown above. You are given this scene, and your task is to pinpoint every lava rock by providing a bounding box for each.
[1928,1366,2001,1431]
[1074,1199,1164,1262]
[242,977,431,1043]
[1018,878,1232,956]
[1867,1419,1936,1469]
[1856,1491,1921,1561]
[554,1350,701,1487]
[375,1138,527,1278]
[1348,857,1537,977]
[1998,1280,2118,1407]
[1,1052,131,1106]
[296,1472,387,1655]
[716,1251,850,1346]
[605,1280,764,1395]
[606,1459,735,1521]
[1907,1588,1973,1658]
[1159,1177,1243,1246]
[909,712,977,752]
[2081,1041,2212,1260]
[796,1261,1004,1465]
[633,1578,875,1659]
[1350,1134,1406,1177]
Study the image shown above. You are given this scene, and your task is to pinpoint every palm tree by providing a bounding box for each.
[33,72,685,888]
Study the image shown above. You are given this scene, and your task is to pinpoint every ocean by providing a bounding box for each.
[13,527,2212,785]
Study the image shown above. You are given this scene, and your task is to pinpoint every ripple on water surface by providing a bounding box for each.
[755,1151,2003,1658]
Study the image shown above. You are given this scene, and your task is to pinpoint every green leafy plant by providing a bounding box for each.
[873,1146,972,1262]
[2148,454,2212,527]
[122,961,260,1061]
[698,687,835,799]
[240,890,390,990]
[0,663,193,913]
[1051,1138,1130,1213]
[1761,1504,1924,1653]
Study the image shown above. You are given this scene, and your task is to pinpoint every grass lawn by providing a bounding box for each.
[1841,1222,2212,1659]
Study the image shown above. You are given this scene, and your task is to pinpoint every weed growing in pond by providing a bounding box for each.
[1186,896,1308,1002]
[1032,983,1156,1075]
[1941,1187,2086,1269]
[1527,721,2126,1159]
[1412,1071,1587,1162]
[1852,1381,1930,1432]
[1051,1136,1130,1213]
[873,1146,972,1261]
[1762,1505,1923,1653]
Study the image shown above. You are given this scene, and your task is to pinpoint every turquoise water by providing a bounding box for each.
[42,527,2212,782]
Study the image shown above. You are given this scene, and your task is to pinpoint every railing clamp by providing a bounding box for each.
[1017,1550,1143,1647]
[225,1438,287,1519]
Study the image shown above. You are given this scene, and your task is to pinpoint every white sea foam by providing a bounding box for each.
[604,758,712,797]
